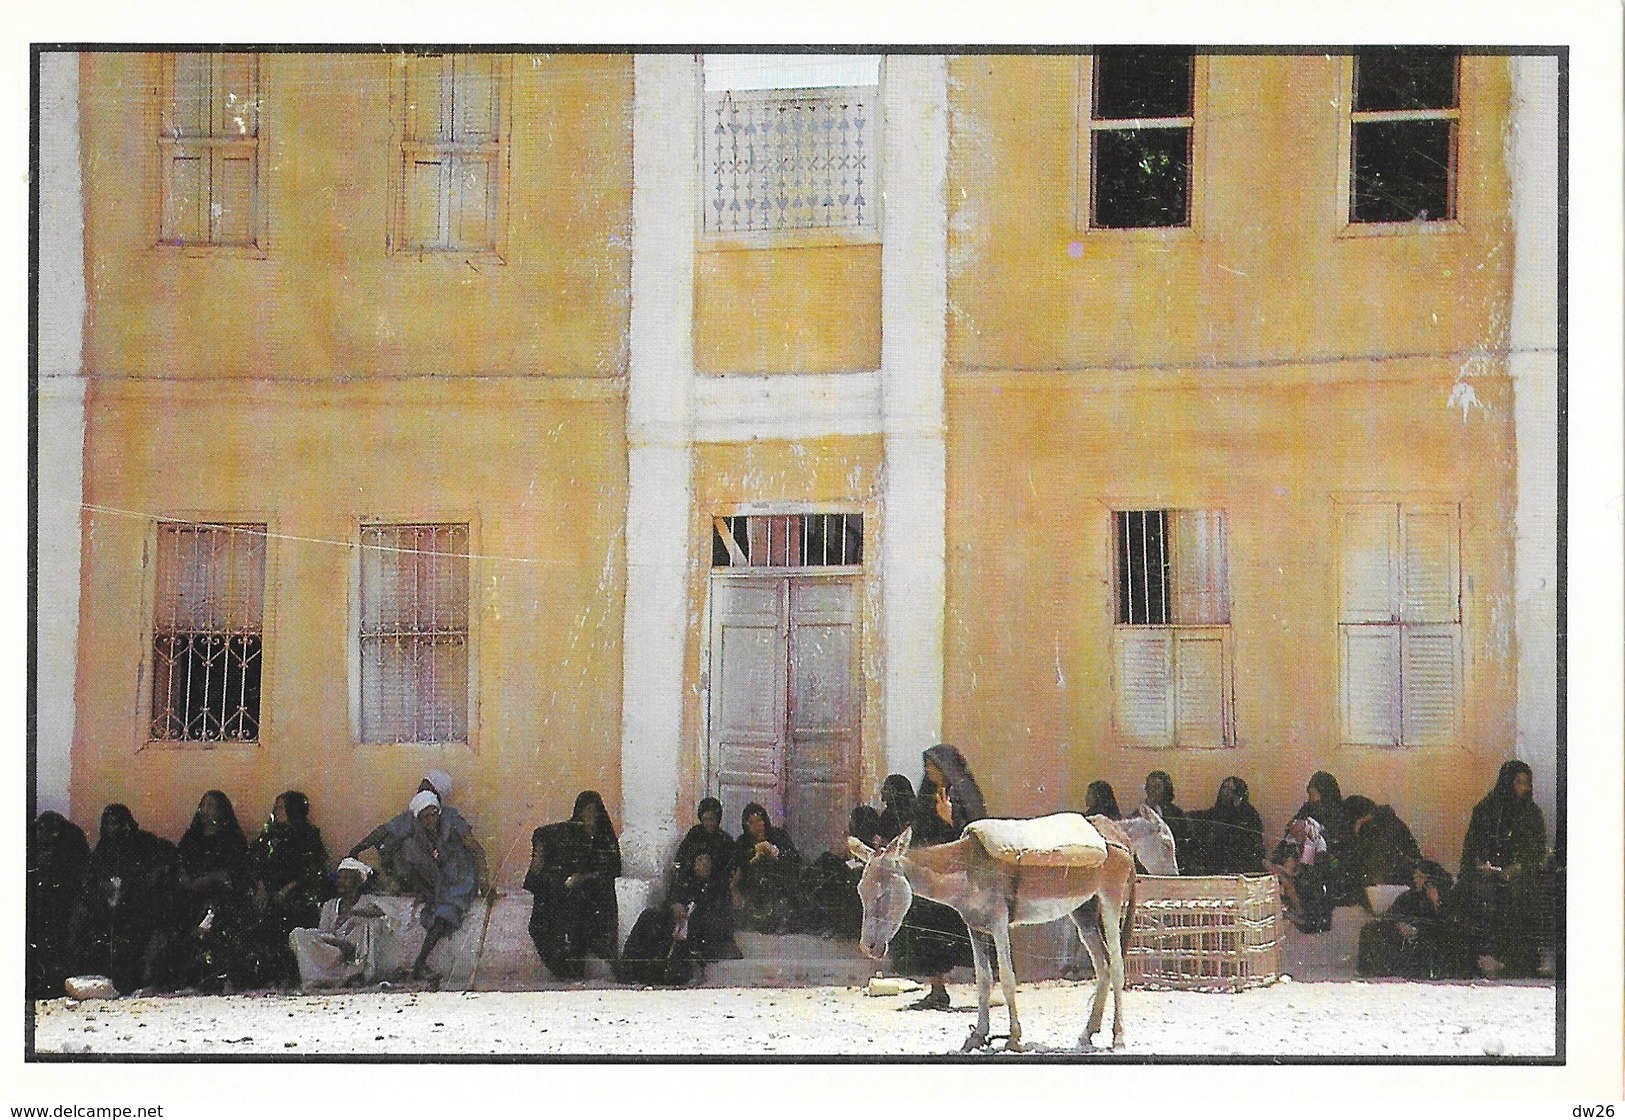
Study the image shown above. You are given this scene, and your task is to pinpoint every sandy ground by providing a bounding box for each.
[30,978,1557,1058]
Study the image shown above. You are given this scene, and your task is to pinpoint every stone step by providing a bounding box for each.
[1277,904,1366,982]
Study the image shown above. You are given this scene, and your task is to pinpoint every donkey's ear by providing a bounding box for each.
[847,836,876,864]
[889,826,913,854]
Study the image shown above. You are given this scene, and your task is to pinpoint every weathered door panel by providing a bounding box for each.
[708,579,787,824]
[786,578,859,855]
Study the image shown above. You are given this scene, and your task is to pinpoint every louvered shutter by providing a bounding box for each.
[1401,626,1460,745]
[1341,504,1398,623]
[1342,624,1401,745]
[1116,628,1174,747]
[1401,505,1459,623]
[1173,630,1229,745]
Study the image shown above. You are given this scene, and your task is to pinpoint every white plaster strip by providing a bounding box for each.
[36,52,86,816]
[878,56,949,778]
[1507,55,1560,834]
[692,371,882,443]
[621,54,700,878]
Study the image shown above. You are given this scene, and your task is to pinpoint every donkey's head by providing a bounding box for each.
[1126,803,1180,876]
[852,826,913,960]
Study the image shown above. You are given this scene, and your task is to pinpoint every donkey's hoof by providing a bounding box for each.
[961,1030,990,1053]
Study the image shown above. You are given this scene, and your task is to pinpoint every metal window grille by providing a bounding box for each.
[150,523,267,742]
[1115,510,1231,626]
[1115,510,1171,625]
[1350,49,1460,223]
[705,87,872,235]
[711,513,863,569]
[159,53,261,247]
[400,55,502,252]
[359,523,470,744]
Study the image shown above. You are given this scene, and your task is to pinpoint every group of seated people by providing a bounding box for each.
[27,757,1559,997]
[26,769,490,997]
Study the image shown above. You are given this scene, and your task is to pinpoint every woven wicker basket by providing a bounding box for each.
[1127,873,1281,992]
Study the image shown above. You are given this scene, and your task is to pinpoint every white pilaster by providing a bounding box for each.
[1507,56,1560,836]
[36,52,86,817]
[878,57,949,779]
[621,54,699,878]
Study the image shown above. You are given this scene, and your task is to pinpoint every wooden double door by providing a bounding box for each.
[706,573,860,857]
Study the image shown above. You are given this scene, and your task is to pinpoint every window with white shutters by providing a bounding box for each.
[394,55,506,254]
[359,524,470,744]
[1112,509,1234,748]
[1338,501,1462,746]
[159,53,263,249]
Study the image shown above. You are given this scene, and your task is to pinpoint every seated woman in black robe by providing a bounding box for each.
[794,805,877,938]
[1083,780,1122,820]
[876,774,916,844]
[1141,770,1191,873]
[1357,860,1467,979]
[1341,795,1423,891]
[893,744,986,1011]
[616,844,738,986]
[164,790,255,992]
[526,790,623,979]
[28,811,90,998]
[1458,760,1549,978]
[248,790,332,987]
[730,802,802,934]
[1185,776,1266,875]
[1291,771,1360,909]
[70,804,177,995]
[673,797,734,887]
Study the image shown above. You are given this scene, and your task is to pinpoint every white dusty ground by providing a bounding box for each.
[31,978,1557,1058]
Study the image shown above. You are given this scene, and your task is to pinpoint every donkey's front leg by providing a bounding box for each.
[1098,898,1126,1050]
[962,929,993,1052]
[992,919,1021,1052]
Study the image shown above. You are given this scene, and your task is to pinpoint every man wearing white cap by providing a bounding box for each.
[289,856,399,988]
[348,770,485,894]
[394,790,479,980]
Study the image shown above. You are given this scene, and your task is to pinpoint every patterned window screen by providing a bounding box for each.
[150,523,267,741]
[1113,509,1233,748]
[359,524,470,744]
[702,55,880,237]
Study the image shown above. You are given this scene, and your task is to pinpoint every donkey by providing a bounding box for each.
[852,812,1154,1053]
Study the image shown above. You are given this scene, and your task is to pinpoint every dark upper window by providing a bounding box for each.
[1089,50,1195,230]
[1350,49,1460,224]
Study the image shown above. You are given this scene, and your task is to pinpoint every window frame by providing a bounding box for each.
[1109,507,1236,750]
[350,518,478,749]
[697,54,885,251]
[1076,52,1208,238]
[154,52,268,257]
[142,517,273,750]
[1335,497,1464,748]
[387,53,513,262]
[1335,51,1466,238]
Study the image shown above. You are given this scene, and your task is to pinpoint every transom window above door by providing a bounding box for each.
[712,513,864,569]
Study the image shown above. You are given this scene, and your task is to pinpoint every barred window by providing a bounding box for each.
[150,523,266,742]
[1113,510,1233,748]
[396,55,504,253]
[1350,49,1460,224]
[712,513,863,569]
[1089,50,1195,230]
[703,54,880,238]
[159,53,262,248]
[359,524,470,744]
[1339,502,1462,746]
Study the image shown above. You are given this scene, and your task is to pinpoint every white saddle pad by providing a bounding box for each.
[966,813,1109,868]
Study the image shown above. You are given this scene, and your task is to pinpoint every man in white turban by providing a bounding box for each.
[348,771,486,895]
[289,857,398,988]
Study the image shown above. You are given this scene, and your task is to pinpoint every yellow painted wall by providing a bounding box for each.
[694,244,883,373]
[81,52,632,380]
[941,54,1520,862]
[686,438,886,835]
[72,51,634,882]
